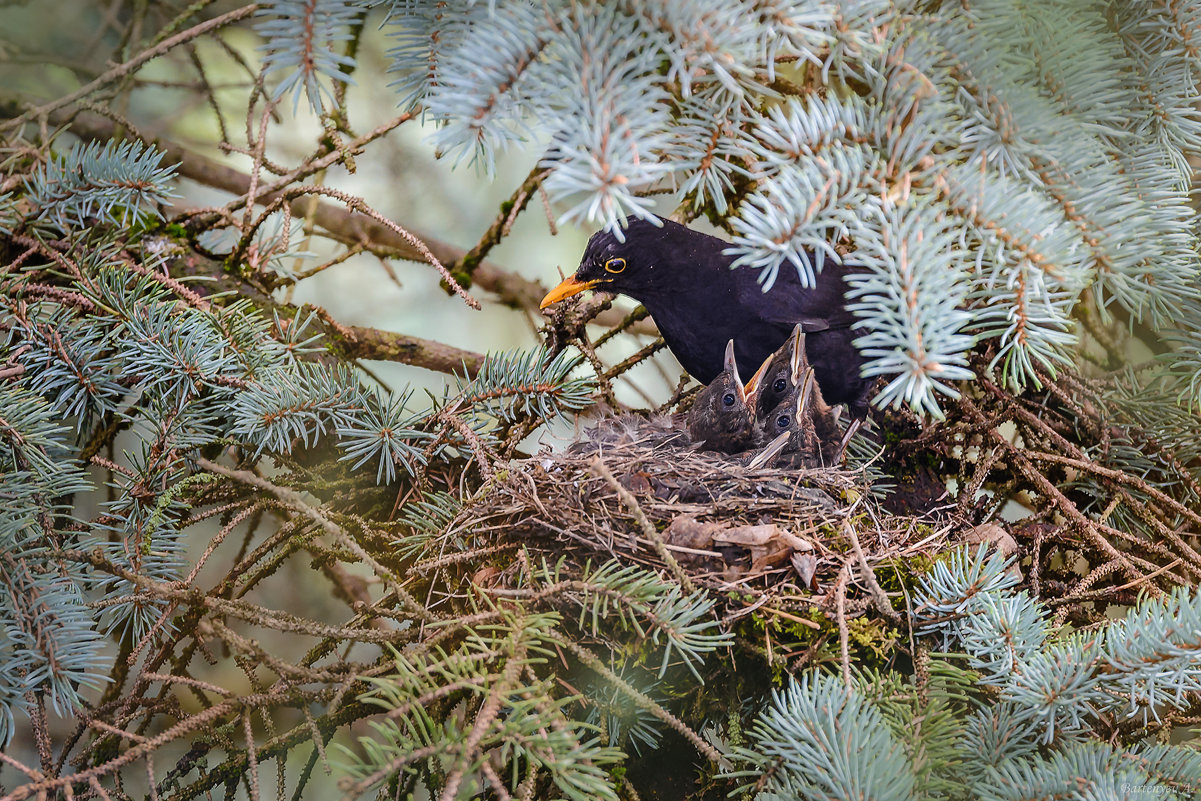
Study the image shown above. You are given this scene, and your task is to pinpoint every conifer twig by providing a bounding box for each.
[551,634,722,764]
[845,519,903,624]
[589,457,695,594]
[834,562,852,688]
[195,457,434,621]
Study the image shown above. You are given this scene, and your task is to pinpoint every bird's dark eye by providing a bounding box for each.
[604,257,627,274]
[776,415,790,429]
[722,392,736,407]
[773,378,787,393]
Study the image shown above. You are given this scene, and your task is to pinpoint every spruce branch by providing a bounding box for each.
[550,633,722,766]
[340,614,624,801]
[4,2,1201,797]
[534,559,731,681]
[337,325,484,377]
[25,139,178,231]
[195,457,433,622]
[458,347,594,425]
[0,4,261,133]
[44,109,554,311]
[732,670,917,801]
[256,0,362,114]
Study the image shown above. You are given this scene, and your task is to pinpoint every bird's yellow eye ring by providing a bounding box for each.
[604,257,627,274]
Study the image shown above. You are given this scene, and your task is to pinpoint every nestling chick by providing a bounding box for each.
[754,329,845,467]
[686,340,761,453]
[753,324,806,422]
[760,373,822,468]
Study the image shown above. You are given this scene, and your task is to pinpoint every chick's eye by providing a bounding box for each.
[721,392,736,407]
[776,415,790,429]
[773,378,787,393]
[604,257,627,274]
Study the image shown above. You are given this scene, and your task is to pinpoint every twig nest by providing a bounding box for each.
[467,414,951,598]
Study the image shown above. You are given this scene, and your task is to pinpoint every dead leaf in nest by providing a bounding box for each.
[714,524,794,573]
[965,522,1017,554]
[714,524,778,548]
[664,517,810,575]
[779,531,814,552]
[663,515,722,557]
[618,470,652,494]
[791,552,819,590]
[472,566,502,588]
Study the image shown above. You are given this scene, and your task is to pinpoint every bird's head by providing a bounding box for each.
[763,368,816,439]
[757,327,819,458]
[753,326,807,419]
[540,215,696,308]
[686,340,763,450]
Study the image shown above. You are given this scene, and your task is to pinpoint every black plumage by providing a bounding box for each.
[540,215,872,422]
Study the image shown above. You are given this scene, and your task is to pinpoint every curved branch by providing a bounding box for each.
[1,5,260,133]
[32,109,658,333]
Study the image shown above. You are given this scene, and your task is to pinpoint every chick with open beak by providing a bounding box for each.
[753,327,848,467]
[686,340,762,453]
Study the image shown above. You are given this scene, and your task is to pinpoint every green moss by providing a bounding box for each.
[725,708,744,748]
[741,605,831,657]
[444,271,474,292]
[847,617,900,662]
[874,552,935,594]
[458,252,480,274]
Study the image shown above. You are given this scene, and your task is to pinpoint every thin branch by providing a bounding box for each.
[33,109,654,330]
[338,324,485,377]
[590,457,696,594]
[1,5,260,133]
[834,562,852,688]
[195,457,434,621]
[845,519,903,624]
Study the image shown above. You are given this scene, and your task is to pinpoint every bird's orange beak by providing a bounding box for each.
[540,275,600,309]
[745,352,773,399]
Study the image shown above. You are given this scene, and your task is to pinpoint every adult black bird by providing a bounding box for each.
[540,215,873,424]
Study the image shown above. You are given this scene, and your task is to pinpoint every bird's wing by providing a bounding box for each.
[734,262,860,331]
